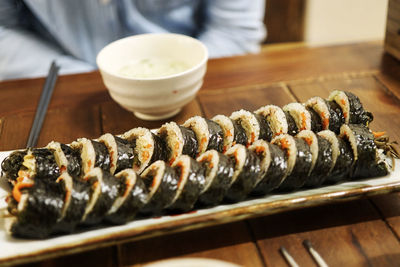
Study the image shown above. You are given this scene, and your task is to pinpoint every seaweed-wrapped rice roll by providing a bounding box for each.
[249,140,288,195]
[71,138,111,175]
[123,127,166,173]
[318,130,353,184]
[98,134,135,174]
[1,150,27,185]
[140,160,179,214]
[6,180,65,239]
[305,96,344,133]
[296,130,333,187]
[52,173,92,233]
[81,167,123,225]
[282,103,312,134]
[340,124,389,179]
[230,110,273,146]
[47,141,81,178]
[183,116,224,155]
[157,122,198,164]
[106,169,148,224]
[328,90,373,125]
[212,115,248,152]
[224,144,262,202]
[196,150,235,206]
[255,105,288,138]
[168,155,206,212]
[272,134,313,191]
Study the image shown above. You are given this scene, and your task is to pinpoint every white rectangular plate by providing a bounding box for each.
[1,150,399,265]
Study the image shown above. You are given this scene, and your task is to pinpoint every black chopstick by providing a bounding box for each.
[26,61,60,148]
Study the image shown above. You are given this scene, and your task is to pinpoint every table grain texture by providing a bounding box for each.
[2,41,400,267]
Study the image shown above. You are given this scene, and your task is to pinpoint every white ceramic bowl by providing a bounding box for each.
[97,33,208,121]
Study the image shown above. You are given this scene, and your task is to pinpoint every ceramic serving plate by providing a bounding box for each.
[1,150,400,265]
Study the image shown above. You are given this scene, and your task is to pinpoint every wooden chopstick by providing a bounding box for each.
[279,246,300,267]
[26,61,60,148]
[303,239,329,267]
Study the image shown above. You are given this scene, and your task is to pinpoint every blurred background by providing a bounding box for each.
[265,0,388,45]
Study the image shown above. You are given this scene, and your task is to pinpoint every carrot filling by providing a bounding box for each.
[255,146,266,155]
[304,137,313,146]
[301,112,307,130]
[12,182,34,202]
[321,112,329,129]
[249,132,256,146]
[373,131,386,138]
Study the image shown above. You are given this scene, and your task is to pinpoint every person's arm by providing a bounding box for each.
[197,0,266,58]
[0,1,94,80]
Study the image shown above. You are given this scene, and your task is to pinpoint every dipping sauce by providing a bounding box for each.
[118,58,191,79]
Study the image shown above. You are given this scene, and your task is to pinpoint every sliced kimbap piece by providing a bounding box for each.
[140,160,179,214]
[99,133,135,174]
[255,105,288,137]
[157,122,198,164]
[296,130,333,187]
[183,116,224,155]
[249,140,288,195]
[71,138,111,175]
[328,90,373,126]
[318,130,353,184]
[52,173,92,233]
[81,167,123,225]
[212,115,248,152]
[196,150,235,206]
[123,127,167,173]
[6,179,65,239]
[230,110,273,146]
[282,103,312,134]
[167,155,206,212]
[224,144,262,202]
[1,150,27,185]
[340,124,389,179]
[46,141,82,178]
[305,96,344,133]
[106,169,148,224]
[272,134,313,191]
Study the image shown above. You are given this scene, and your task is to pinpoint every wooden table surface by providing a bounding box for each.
[2,41,400,267]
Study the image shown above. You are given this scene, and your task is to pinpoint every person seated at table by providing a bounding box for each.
[0,0,266,80]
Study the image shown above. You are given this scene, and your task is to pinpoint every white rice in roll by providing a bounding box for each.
[230,110,260,146]
[98,133,118,174]
[212,115,235,152]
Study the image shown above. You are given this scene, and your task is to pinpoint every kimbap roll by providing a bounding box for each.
[183,116,224,155]
[157,122,198,164]
[1,150,27,185]
[196,150,235,206]
[140,160,179,214]
[168,155,206,212]
[224,144,262,202]
[123,127,167,173]
[230,110,273,146]
[106,169,148,224]
[98,134,135,174]
[212,115,248,152]
[255,105,288,137]
[81,168,123,225]
[71,138,111,175]
[6,180,65,239]
[318,130,353,184]
[340,124,389,179]
[272,134,313,191]
[296,130,333,187]
[249,140,288,195]
[46,141,81,178]
[282,103,312,134]
[328,90,373,126]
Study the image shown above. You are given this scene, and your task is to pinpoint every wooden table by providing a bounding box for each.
[2,41,400,266]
